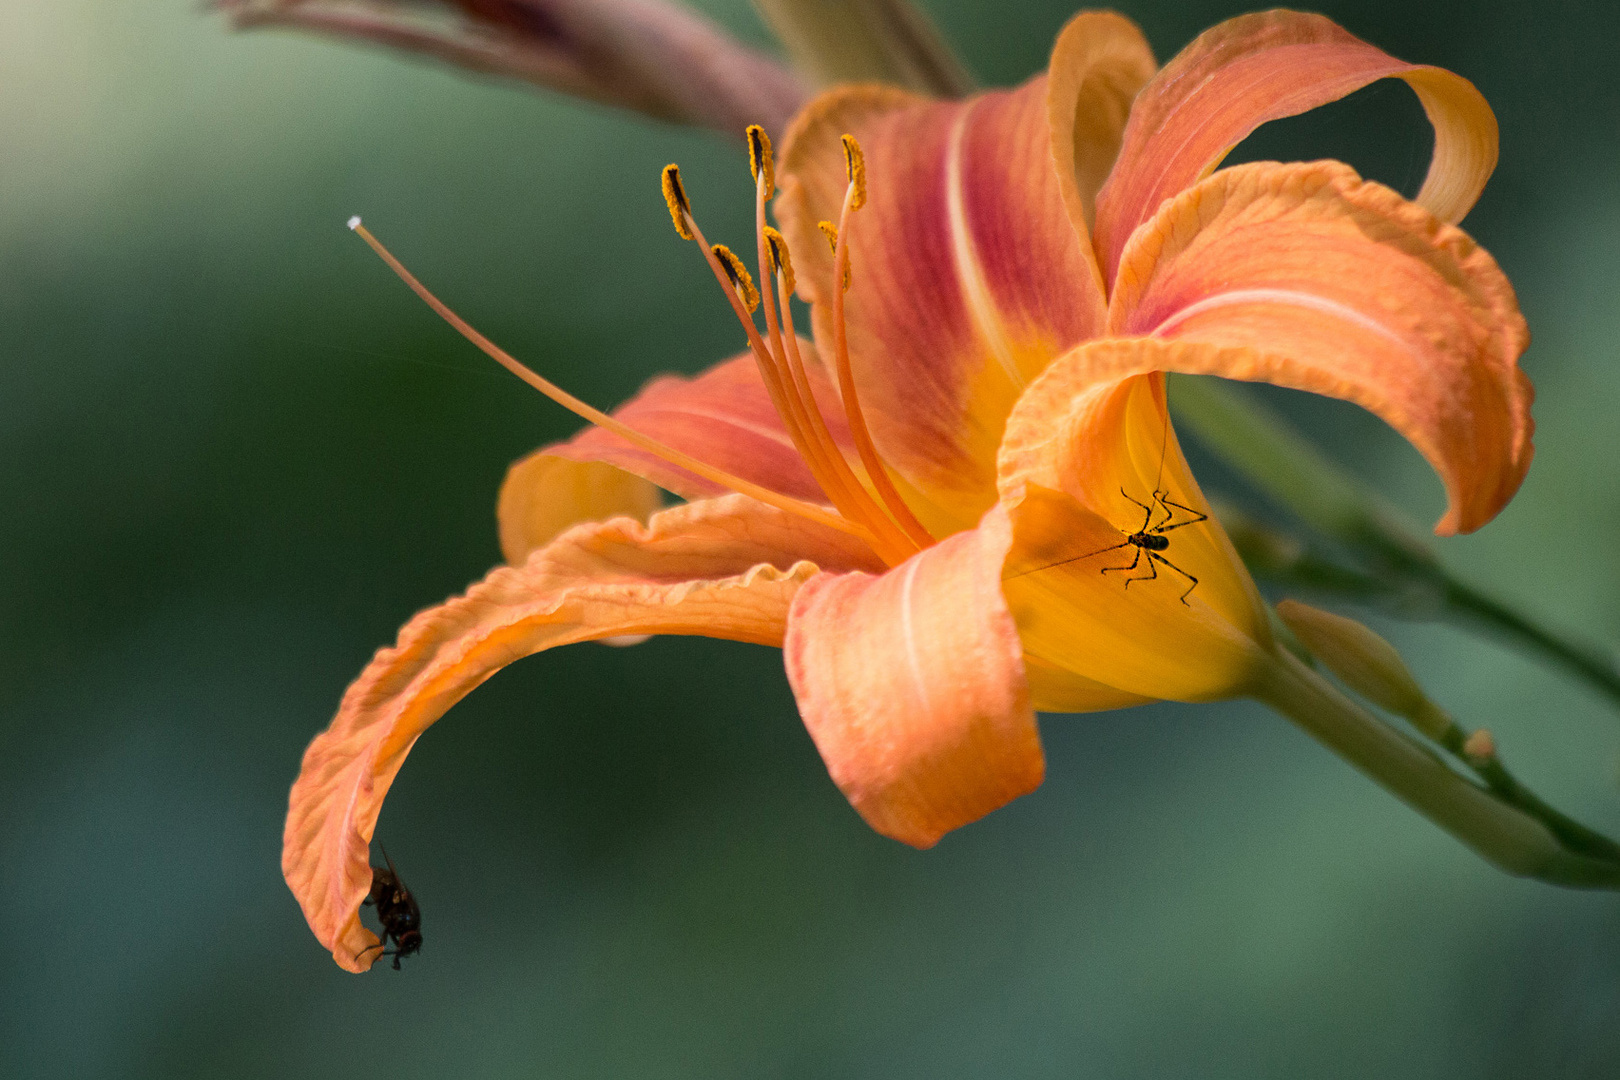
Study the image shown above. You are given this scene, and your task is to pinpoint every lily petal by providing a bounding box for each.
[537,347,851,504]
[284,494,882,971]
[783,506,1042,848]
[998,361,1270,702]
[777,79,1107,534]
[1044,9,1157,237]
[1093,9,1498,283]
[496,455,661,564]
[1110,161,1532,535]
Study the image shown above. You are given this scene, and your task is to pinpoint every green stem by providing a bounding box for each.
[1438,576,1620,706]
[1251,648,1620,889]
[1407,703,1620,866]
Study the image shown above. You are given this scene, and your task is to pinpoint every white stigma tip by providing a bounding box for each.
[347,215,362,230]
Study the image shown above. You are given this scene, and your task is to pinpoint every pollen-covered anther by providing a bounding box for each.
[763,227,795,295]
[746,125,775,199]
[662,163,694,240]
[711,244,760,313]
[816,220,838,253]
[816,220,851,292]
[840,134,867,210]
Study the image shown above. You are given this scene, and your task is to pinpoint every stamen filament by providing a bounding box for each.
[830,182,937,548]
[749,174,917,561]
[347,218,869,543]
[773,267,898,544]
[680,209,915,565]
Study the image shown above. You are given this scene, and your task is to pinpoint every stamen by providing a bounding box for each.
[817,221,849,290]
[348,218,867,542]
[816,220,838,253]
[710,245,759,313]
[745,125,775,200]
[763,226,794,295]
[660,158,926,565]
[749,170,913,562]
[840,134,867,211]
[661,164,694,240]
[664,181,913,562]
[755,219,869,532]
[829,175,934,548]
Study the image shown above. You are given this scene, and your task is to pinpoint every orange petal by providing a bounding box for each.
[783,507,1043,848]
[1109,161,1532,535]
[496,455,662,565]
[284,494,883,971]
[776,80,1108,535]
[541,347,851,504]
[997,360,1270,702]
[1093,9,1498,284]
[1044,10,1158,237]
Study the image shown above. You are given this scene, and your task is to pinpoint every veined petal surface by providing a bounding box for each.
[777,79,1107,535]
[540,348,851,504]
[784,508,1042,848]
[1093,9,1498,283]
[1111,161,1532,535]
[284,495,882,971]
[998,361,1269,702]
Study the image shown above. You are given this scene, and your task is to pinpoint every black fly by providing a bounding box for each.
[359,846,422,970]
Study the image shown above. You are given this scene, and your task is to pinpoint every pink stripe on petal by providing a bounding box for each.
[777,81,1105,535]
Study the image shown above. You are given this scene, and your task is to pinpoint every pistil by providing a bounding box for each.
[346,217,869,544]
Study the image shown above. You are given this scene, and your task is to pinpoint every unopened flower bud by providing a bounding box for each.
[1276,600,1444,736]
[1463,728,1496,762]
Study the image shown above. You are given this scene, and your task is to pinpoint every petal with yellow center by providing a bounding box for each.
[284,494,883,971]
[997,357,1271,702]
[1110,160,1532,535]
[1093,9,1498,283]
[776,78,1107,535]
[783,507,1043,849]
[536,347,852,505]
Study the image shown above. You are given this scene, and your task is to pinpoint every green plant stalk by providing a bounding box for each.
[1171,374,1620,710]
[1251,647,1620,889]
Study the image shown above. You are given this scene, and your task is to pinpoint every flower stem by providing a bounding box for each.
[1170,374,1620,712]
[1251,647,1620,889]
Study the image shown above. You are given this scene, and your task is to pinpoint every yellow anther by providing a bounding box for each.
[661,163,693,240]
[746,125,775,199]
[840,134,867,210]
[817,220,851,292]
[817,220,838,253]
[763,227,795,295]
[711,244,759,313]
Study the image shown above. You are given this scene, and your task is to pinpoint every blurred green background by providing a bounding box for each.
[3,1,1619,1076]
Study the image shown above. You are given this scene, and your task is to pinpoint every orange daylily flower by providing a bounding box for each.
[287,8,1531,970]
